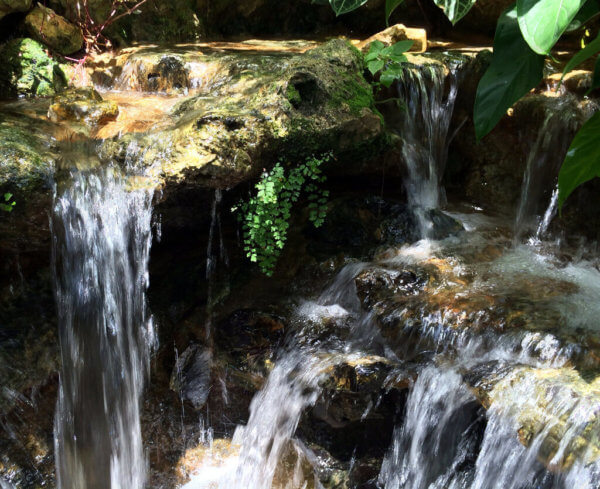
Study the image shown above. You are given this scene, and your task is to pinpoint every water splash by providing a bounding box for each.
[52,162,156,489]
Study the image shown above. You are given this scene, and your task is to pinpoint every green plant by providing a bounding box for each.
[0,193,15,212]
[232,153,332,276]
[365,40,413,88]
[319,0,600,210]
[470,0,600,209]
[316,0,477,25]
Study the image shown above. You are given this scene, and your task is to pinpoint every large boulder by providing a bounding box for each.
[24,4,84,55]
[0,38,68,99]
[100,40,386,190]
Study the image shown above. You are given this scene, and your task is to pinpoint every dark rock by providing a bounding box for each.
[169,344,212,410]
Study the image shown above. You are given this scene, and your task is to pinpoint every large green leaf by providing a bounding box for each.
[561,32,600,80]
[558,111,600,208]
[566,0,600,30]
[590,56,600,92]
[329,0,369,15]
[385,0,405,24]
[517,0,586,54]
[474,5,545,140]
[433,0,477,24]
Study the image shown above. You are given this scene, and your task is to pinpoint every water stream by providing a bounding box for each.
[51,157,156,489]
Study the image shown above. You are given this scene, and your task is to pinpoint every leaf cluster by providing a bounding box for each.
[365,40,413,87]
[233,154,332,276]
[0,193,15,213]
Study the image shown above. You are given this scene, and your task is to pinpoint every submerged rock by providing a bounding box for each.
[24,4,84,55]
[0,38,68,99]
[48,87,119,129]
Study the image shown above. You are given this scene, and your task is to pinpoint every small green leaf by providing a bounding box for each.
[385,40,413,57]
[517,0,586,54]
[474,5,545,140]
[367,59,385,75]
[385,0,404,24]
[558,111,600,209]
[4,193,13,201]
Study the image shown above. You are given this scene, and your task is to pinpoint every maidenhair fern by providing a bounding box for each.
[232,153,332,276]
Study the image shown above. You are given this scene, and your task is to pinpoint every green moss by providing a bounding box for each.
[0,38,67,99]
[0,114,56,193]
[286,83,302,106]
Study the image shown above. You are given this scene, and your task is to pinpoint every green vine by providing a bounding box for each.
[232,153,332,276]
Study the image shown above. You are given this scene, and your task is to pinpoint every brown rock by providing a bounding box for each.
[356,23,427,53]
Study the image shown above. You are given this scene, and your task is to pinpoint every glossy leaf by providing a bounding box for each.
[329,0,369,16]
[561,32,600,80]
[474,5,545,140]
[385,0,405,24]
[558,111,600,208]
[566,0,600,30]
[433,0,477,24]
[517,0,585,54]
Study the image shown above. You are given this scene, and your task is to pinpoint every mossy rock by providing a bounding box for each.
[0,38,67,99]
[48,87,119,129]
[100,40,386,190]
[24,4,84,56]
[0,0,31,20]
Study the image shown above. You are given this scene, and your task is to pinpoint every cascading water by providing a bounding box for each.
[395,65,458,237]
[51,157,156,489]
[514,98,581,240]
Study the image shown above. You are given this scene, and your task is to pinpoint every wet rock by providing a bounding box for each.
[355,267,427,308]
[0,0,31,19]
[470,366,600,472]
[306,197,417,258]
[99,40,386,190]
[215,309,285,377]
[47,87,119,128]
[314,355,405,427]
[0,38,68,98]
[357,23,427,53]
[170,344,212,410]
[24,4,84,55]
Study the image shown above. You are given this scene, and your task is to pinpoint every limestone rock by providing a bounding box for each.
[47,87,119,128]
[24,4,84,55]
[0,0,31,19]
[99,40,386,190]
[357,23,427,53]
[0,38,67,98]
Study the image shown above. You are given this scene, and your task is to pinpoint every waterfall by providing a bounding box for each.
[514,99,581,241]
[395,65,458,238]
[52,161,156,489]
[378,366,479,489]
